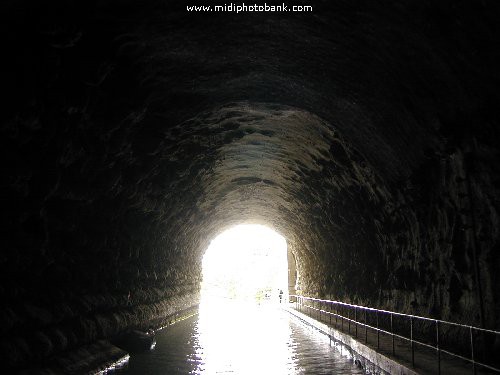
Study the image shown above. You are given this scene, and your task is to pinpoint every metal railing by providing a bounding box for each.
[289,295,500,374]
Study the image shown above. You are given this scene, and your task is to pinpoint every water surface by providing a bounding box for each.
[123,300,365,374]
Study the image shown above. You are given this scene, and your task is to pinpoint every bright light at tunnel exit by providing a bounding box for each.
[195,226,293,374]
[201,224,288,304]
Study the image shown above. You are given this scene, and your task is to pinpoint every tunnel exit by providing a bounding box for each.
[201,224,288,304]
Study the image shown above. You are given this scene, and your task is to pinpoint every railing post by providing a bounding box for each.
[365,309,368,343]
[335,303,338,325]
[329,301,332,325]
[410,316,414,367]
[470,326,476,375]
[391,313,395,355]
[355,306,358,338]
[436,320,441,375]
[348,306,351,334]
[376,311,380,349]
[341,305,344,332]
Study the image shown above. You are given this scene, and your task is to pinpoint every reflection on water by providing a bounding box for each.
[196,298,297,374]
[123,298,365,374]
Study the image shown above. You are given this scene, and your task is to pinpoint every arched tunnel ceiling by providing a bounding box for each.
[160,102,396,280]
[85,0,496,295]
[2,2,500,365]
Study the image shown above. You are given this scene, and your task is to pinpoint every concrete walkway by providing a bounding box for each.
[286,304,493,375]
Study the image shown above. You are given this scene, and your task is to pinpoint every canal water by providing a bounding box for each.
[122,299,365,374]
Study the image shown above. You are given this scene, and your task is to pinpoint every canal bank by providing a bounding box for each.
[285,304,490,375]
[286,306,414,375]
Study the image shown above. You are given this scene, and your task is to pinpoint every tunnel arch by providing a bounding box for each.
[2,0,500,371]
[158,100,399,306]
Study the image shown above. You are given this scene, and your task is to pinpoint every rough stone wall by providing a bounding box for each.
[0,289,198,370]
[357,140,500,328]
[2,0,500,370]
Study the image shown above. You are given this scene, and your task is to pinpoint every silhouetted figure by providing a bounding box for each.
[279,289,283,303]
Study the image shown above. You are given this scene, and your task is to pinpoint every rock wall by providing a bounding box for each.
[2,0,500,370]
[0,285,198,370]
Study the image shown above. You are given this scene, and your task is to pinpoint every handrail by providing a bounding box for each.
[291,295,499,335]
[289,294,500,374]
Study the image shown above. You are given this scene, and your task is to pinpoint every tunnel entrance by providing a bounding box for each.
[200,224,288,304]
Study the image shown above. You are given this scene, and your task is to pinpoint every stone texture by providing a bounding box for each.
[2,0,500,370]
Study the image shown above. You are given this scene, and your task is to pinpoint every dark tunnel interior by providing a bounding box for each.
[2,0,500,371]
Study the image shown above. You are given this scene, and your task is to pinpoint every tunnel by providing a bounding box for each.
[2,0,500,372]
